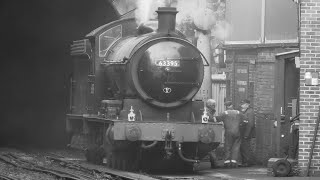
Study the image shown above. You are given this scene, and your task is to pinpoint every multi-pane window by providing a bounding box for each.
[225,0,298,44]
[265,0,298,43]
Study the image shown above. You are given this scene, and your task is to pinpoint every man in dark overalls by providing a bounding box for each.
[216,101,245,168]
[239,99,255,166]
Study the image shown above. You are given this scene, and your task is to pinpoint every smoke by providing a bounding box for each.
[175,0,230,41]
[111,0,136,15]
[176,0,215,30]
[175,0,197,26]
[212,21,231,41]
[134,0,167,25]
[130,0,230,40]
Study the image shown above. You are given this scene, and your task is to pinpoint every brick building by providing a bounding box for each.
[299,0,320,176]
[224,47,299,164]
[222,0,300,165]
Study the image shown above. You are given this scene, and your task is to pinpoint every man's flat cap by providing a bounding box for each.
[224,101,232,106]
[241,99,250,104]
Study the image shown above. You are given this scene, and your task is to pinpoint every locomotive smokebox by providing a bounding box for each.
[156,7,178,33]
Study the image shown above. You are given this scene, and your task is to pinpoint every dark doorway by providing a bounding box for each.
[274,50,300,158]
[284,58,300,118]
[0,0,117,148]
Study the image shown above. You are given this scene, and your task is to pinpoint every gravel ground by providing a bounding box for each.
[0,147,85,180]
[0,160,56,180]
[2,147,313,180]
[0,147,157,180]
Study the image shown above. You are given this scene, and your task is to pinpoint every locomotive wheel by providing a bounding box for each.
[209,151,217,169]
[182,162,197,172]
[85,146,105,164]
[106,151,139,171]
[141,154,195,173]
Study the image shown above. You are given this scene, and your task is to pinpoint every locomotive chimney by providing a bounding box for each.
[156,7,178,33]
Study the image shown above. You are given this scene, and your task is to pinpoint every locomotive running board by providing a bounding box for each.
[112,121,223,142]
[66,114,224,143]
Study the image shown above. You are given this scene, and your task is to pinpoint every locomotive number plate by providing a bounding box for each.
[156,60,180,67]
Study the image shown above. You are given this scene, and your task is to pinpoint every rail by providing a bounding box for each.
[0,174,19,180]
[0,153,87,180]
[46,155,159,180]
[0,147,161,180]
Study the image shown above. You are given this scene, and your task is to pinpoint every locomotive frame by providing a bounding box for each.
[66,7,223,171]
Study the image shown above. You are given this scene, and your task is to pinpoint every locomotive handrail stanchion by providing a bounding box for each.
[191,112,196,123]
[139,110,143,121]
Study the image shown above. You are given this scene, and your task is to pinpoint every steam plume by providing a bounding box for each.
[175,0,229,40]
[119,0,230,40]
[212,21,231,41]
[134,0,167,25]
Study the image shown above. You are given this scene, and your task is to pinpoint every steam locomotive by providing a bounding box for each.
[66,7,223,171]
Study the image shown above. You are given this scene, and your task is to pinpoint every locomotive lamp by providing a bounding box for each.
[128,106,136,121]
[202,107,209,123]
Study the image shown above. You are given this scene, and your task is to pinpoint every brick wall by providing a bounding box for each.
[226,47,288,164]
[299,0,320,176]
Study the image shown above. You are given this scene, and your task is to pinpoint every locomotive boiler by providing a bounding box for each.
[66,7,223,171]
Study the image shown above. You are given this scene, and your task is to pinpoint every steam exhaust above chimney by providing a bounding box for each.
[156,7,178,33]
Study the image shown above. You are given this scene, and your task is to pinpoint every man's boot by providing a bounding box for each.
[224,160,231,168]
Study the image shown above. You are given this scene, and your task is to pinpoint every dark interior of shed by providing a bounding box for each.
[0,0,117,148]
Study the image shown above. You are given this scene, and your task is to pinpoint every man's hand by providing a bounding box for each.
[244,136,248,140]
[213,117,217,123]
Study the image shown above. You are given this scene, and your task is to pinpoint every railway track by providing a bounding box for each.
[0,153,88,180]
[43,150,212,180]
[0,148,217,180]
[0,151,159,180]
[46,155,159,180]
[0,174,20,180]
